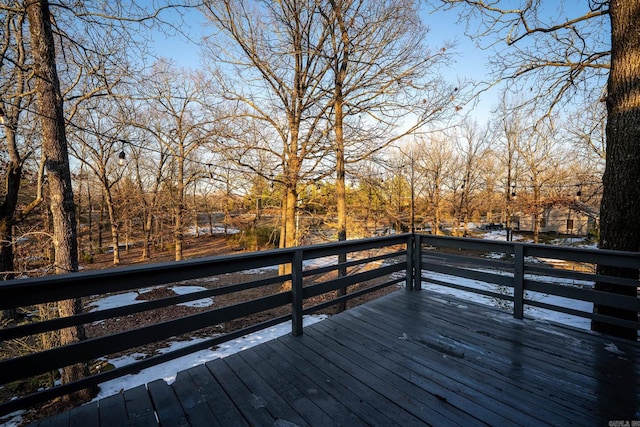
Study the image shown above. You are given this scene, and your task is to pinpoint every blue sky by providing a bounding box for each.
[147,3,497,122]
[145,1,598,125]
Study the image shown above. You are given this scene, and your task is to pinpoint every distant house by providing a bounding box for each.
[518,201,598,236]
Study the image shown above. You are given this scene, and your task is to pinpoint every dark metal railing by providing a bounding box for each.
[0,234,410,415]
[414,234,640,331]
[1,233,639,416]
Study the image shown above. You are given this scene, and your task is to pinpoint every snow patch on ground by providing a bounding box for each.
[171,285,214,308]
[88,291,145,312]
[95,314,327,400]
[88,285,216,312]
[185,226,240,236]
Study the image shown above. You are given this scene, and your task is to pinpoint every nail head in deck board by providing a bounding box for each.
[98,392,128,426]
[171,370,221,427]
[185,364,249,426]
[146,379,189,427]
[123,384,158,427]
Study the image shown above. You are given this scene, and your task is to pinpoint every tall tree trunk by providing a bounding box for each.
[142,213,153,260]
[333,0,349,312]
[105,191,120,265]
[87,182,93,257]
[285,184,298,248]
[335,105,347,310]
[533,186,541,244]
[26,0,93,400]
[193,184,199,237]
[175,156,185,261]
[98,191,105,250]
[0,126,21,319]
[279,156,299,291]
[278,193,288,281]
[0,9,30,320]
[279,193,287,249]
[284,123,301,250]
[594,0,640,339]
[175,203,183,260]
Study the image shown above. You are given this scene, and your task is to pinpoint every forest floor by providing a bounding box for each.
[84,233,239,270]
[81,232,399,343]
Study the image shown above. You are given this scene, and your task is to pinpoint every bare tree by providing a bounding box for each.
[128,130,171,260]
[1,0,203,398]
[25,0,90,400]
[69,105,130,265]
[437,0,639,338]
[567,95,607,162]
[436,1,610,114]
[0,7,45,297]
[515,120,563,243]
[450,120,489,236]
[201,0,333,250]
[493,94,525,240]
[413,134,456,235]
[318,0,459,307]
[131,61,215,261]
[319,0,457,243]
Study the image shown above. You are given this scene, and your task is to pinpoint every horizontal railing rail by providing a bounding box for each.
[0,234,410,415]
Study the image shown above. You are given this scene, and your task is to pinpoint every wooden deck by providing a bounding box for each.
[32,290,640,426]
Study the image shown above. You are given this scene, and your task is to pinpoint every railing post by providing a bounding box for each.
[414,233,422,291]
[513,243,524,319]
[291,249,304,336]
[406,234,414,291]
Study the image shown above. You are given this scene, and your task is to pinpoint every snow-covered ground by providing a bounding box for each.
[423,273,593,330]
[421,229,597,330]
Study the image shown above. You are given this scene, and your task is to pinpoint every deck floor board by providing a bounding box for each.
[183,363,248,426]
[337,306,575,425]
[316,314,538,427]
[123,385,157,427]
[31,290,640,426]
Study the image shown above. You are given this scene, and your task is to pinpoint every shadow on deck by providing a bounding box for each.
[33,290,640,427]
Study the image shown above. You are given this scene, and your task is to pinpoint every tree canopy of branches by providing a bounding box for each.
[202,0,338,250]
[437,0,639,338]
[202,0,461,251]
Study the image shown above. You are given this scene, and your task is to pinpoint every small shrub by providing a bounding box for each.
[255,226,280,248]
[233,226,280,250]
[80,253,94,264]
